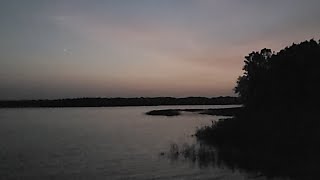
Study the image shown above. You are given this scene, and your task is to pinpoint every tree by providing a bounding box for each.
[234,48,272,108]
[235,39,320,110]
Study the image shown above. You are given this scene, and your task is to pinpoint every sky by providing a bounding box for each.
[1,0,320,100]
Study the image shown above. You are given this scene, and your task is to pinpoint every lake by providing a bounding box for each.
[0,105,265,180]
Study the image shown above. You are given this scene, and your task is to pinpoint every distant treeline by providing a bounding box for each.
[0,97,241,108]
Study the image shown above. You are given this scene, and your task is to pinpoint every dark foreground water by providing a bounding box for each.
[0,105,276,180]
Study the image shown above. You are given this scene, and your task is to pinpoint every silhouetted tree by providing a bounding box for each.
[234,48,272,108]
[235,40,320,111]
[196,39,320,179]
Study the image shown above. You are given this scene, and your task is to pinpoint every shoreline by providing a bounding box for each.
[0,97,241,108]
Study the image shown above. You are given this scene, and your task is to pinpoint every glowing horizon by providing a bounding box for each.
[1,0,320,100]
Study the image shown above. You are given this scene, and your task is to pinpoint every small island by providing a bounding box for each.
[145,107,242,116]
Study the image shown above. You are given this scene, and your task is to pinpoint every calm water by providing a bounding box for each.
[0,105,265,180]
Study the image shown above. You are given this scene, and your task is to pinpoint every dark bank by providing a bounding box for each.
[0,96,240,108]
[186,39,320,179]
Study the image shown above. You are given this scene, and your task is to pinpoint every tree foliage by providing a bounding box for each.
[235,39,320,110]
[196,40,320,179]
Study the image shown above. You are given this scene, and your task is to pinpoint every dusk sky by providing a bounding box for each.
[1,0,320,100]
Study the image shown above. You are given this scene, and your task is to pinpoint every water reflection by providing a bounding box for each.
[164,141,319,180]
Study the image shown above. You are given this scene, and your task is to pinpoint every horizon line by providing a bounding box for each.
[0,96,239,102]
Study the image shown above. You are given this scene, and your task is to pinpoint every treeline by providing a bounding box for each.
[197,39,320,145]
[0,96,241,108]
[235,39,320,111]
[195,39,320,179]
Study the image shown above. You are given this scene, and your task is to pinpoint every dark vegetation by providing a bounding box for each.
[146,109,181,116]
[199,107,241,116]
[193,40,320,179]
[161,143,216,168]
[0,96,240,108]
[146,107,242,116]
